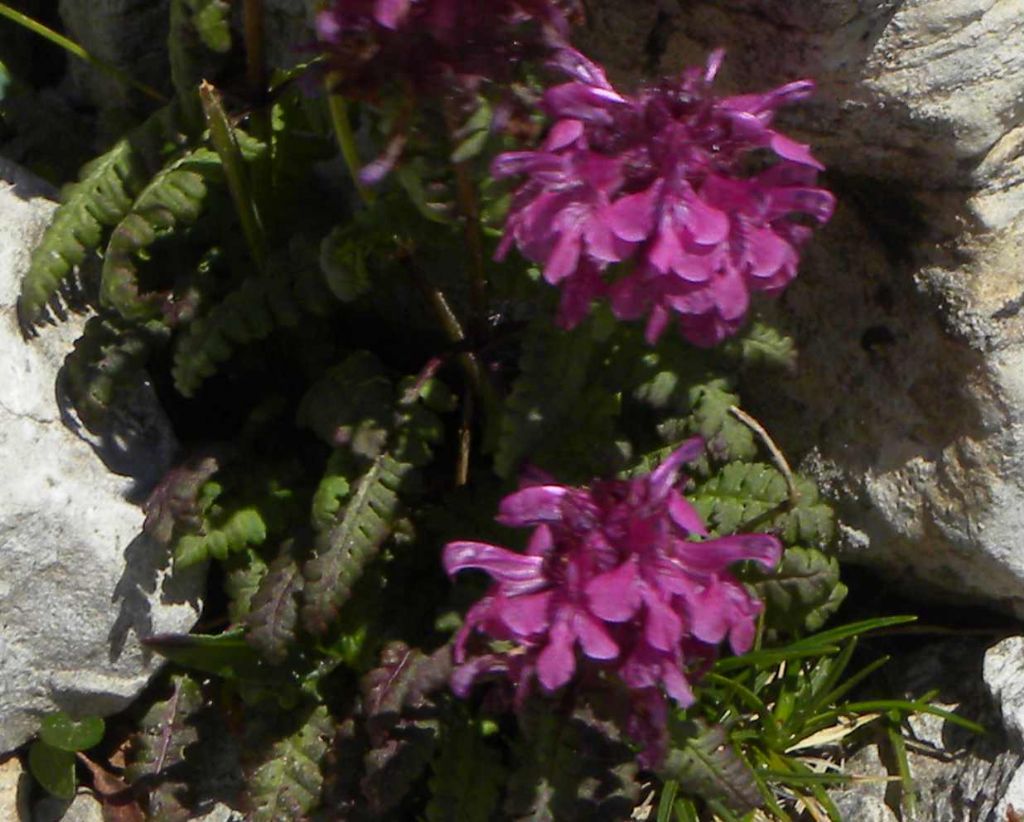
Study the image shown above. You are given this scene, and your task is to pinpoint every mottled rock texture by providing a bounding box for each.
[0,175,201,754]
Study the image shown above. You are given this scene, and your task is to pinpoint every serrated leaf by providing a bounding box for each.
[246,547,304,665]
[751,547,848,634]
[495,315,593,478]
[124,674,202,819]
[40,713,105,752]
[100,149,220,321]
[661,721,761,815]
[61,315,154,434]
[359,643,452,814]
[144,455,221,546]
[505,703,640,822]
[297,352,393,456]
[248,706,333,822]
[29,741,76,799]
[17,105,189,329]
[691,462,789,536]
[725,320,797,371]
[174,505,268,568]
[425,714,504,822]
[225,548,270,622]
[301,453,411,635]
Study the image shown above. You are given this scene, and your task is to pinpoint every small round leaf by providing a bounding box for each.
[28,741,76,800]
[39,712,105,752]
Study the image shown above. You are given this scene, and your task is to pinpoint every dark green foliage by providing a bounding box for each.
[247,706,333,822]
[504,704,641,822]
[661,720,762,816]
[143,454,221,546]
[724,320,798,372]
[39,713,105,751]
[691,462,836,548]
[61,315,156,433]
[495,314,594,478]
[169,0,231,123]
[301,452,413,636]
[360,642,453,815]
[171,256,331,397]
[246,545,305,665]
[751,546,848,634]
[17,105,190,330]
[629,339,757,464]
[28,741,76,800]
[425,713,505,822]
[125,675,204,819]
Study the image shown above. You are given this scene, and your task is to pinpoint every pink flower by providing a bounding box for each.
[316,0,580,96]
[443,438,782,764]
[493,48,835,347]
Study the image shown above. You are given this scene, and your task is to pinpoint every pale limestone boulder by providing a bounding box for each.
[0,173,201,754]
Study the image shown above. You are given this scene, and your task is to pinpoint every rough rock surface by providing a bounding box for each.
[575,0,1024,616]
[831,637,1024,822]
[0,174,201,754]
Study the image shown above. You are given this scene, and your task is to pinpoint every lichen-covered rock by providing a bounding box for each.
[0,172,201,754]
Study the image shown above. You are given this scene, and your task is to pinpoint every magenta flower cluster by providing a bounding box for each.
[315,0,577,94]
[493,49,836,346]
[443,438,781,764]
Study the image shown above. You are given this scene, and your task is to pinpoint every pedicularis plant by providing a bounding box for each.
[10,0,980,818]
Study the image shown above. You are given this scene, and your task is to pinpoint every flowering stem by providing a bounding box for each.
[729,406,801,506]
[243,0,266,97]
[327,89,375,206]
[456,389,473,486]
[443,102,488,337]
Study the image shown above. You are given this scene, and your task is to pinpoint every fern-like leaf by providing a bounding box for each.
[661,720,761,815]
[247,706,333,822]
[691,462,789,537]
[171,267,304,397]
[750,546,848,634]
[246,545,304,665]
[425,714,504,822]
[723,320,797,372]
[125,674,203,820]
[301,453,411,635]
[143,453,220,545]
[360,643,452,815]
[495,315,593,478]
[101,149,220,321]
[60,315,155,433]
[504,703,640,822]
[18,105,188,330]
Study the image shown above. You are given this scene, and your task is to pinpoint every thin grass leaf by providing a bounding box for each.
[657,780,678,822]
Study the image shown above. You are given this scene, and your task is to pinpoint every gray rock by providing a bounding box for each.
[833,638,1022,822]
[0,755,30,821]
[0,174,202,754]
[33,792,103,822]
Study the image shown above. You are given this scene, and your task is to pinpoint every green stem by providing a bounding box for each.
[326,88,374,205]
[0,2,167,103]
[199,81,266,272]
[442,100,487,336]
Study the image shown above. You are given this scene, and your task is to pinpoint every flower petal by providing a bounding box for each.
[586,559,642,622]
[497,486,569,526]
[573,611,619,660]
[536,617,577,691]
[443,541,547,592]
